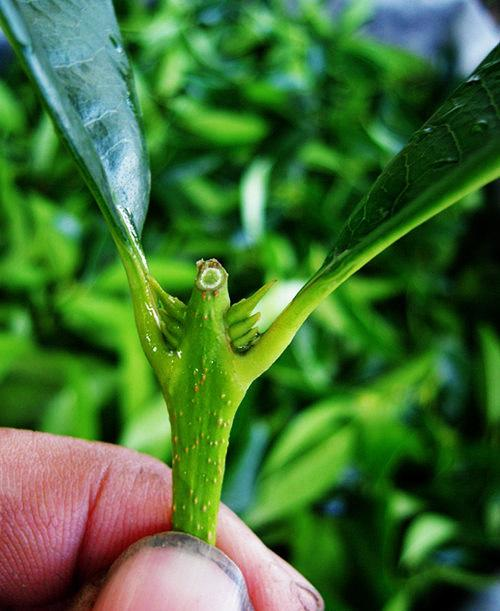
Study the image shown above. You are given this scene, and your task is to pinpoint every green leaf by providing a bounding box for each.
[0,80,26,134]
[0,332,31,381]
[246,425,354,527]
[244,44,500,382]
[0,0,150,243]
[262,355,434,481]
[120,396,172,460]
[31,114,58,175]
[261,400,350,477]
[400,513,458,569]
[222,421,269,513]
[171,98,269,146]
[241,158,272,243]
[382,592,411,611]
[479,326,500,426]
[299,140,358,179]
[321,46,500,276]
[40,363,111,441]
[291,511,347,610]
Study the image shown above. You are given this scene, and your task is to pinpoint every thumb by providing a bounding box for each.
[92,532,254,611]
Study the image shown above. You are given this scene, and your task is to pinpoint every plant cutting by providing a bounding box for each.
[0,0,499,555]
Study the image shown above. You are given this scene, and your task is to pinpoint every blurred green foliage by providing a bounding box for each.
[1,1,499,609]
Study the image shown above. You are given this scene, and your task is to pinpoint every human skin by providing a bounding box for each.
[0,428,323,610]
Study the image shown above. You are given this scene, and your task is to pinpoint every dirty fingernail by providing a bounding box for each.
[93,532,254,611]
[293,581,324,611]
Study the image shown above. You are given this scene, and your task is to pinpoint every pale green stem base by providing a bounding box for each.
[119,249,251,544]
[161,263,249,544]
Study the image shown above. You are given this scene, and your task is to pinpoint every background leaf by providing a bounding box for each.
[0,0,150,241]
[479,326,500,427]
[400,513,458,569]
[246,425,354,527]
[241,157,272,244]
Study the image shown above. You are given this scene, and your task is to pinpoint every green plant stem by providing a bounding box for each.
[113,228,173,377]
[117,243,250,544]
[165,265,248,544]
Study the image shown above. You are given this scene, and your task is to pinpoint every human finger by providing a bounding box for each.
[0,428,322,610]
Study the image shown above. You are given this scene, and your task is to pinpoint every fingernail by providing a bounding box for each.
[93,532,254,611]
[267,557,324,610]
[292,581,324,611]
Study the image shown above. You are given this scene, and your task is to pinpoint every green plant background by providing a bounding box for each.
[1,2,499,609]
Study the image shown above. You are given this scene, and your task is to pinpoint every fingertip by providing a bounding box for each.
[215,507,324,611]
[0,429,173,605]
[93,532,254,611]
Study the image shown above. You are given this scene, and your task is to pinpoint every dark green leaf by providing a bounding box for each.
[0,0,150,241]
[316,44,500,289]
[246,45,500,379]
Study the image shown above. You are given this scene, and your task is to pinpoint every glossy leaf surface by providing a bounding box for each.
[246,44,500,380]
[0,0,150,241]
[317,43,500,285]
